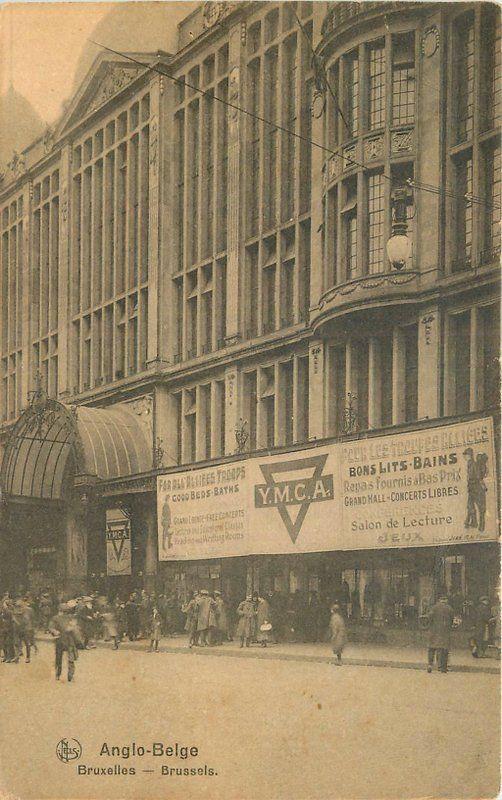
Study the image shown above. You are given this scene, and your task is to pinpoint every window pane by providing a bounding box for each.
[456,15,475,142]
[368,173,385,273]
[369,43,386,130]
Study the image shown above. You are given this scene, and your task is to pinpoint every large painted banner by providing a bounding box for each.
[157,418,499,561]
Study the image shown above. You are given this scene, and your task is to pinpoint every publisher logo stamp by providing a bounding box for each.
[56,738,82,763]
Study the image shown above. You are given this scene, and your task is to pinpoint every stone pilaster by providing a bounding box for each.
[225,24,244,346]
[392,326,406,424]
[20,179,32,406]
[65,494,89,595]
[147,75,163,366]
[309,339,324,439]
[368,337,382,429]
[224,366,240,454]
[418,307,441,420]
[143,504,158,593]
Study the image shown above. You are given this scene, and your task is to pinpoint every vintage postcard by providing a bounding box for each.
[0,1,500,799]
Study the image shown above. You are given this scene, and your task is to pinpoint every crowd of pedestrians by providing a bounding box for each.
[0,586,499,679]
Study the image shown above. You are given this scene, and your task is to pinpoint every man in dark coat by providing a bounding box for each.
[427,595,454,673]
[471,596,493,658]
[50,603,82,682]
[195,590,217,646]
[125,593,140,641]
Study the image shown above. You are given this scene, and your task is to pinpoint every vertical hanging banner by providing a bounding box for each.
[105,508,132,576]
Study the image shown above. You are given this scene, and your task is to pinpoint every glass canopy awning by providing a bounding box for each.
[0,392,152,501]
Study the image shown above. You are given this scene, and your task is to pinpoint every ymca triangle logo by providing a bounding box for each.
[255,454,334,544]
[111,537,125,562]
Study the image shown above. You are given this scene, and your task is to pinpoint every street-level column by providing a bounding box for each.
[143,503,158,594]
[65,490,89,596]
[309,340,324,440]
[418,307,441,420]
[368,337,382,429]
[392,326,406,425]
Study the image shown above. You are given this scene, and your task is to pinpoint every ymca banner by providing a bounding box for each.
[157,417,499,561]
[105,508,132,576]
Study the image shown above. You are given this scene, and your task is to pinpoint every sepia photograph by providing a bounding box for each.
[0,1,500,798]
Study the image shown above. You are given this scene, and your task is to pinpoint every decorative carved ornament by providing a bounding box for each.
[87,66,144,115]
[421,314,435,345]
[202,2,236,29]
[228,66,239,132]
[311,89,326,119]
[364,135,384,162]
[318,271,418,310]
[43,126,55,154]
[149,119,158,174]
[343,145,356,171]
[421,26,439,58]
[391,128,414,154]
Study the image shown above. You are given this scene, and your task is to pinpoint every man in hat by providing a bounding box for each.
[471,596,493,658]
[49,602,82,682]
[195,589,217,646]
[213,590,231,644]
[426,595,454,673]
[463,448,478,528]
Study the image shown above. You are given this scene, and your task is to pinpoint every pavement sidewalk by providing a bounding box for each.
[35,633,500,674]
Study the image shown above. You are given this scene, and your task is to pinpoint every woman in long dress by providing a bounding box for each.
[256,596,272,647]
[329,603,347,665]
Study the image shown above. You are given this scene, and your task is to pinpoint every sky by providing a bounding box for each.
[0,1,196,124]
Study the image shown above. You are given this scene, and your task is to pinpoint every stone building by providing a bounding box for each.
[0,2,499,630]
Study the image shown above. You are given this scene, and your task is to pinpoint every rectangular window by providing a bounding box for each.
[452,311,471,414]
[264,48,278,229]
[368,173,385,273]
[481,8,501,131]
[262,265,276,333]
[281,360,294,445]
[188,101,199,265]
[346,213,358,279]
[380,332,393,426]
[455,13,475,142]
[244,371,258,450]
[368,42,386,130]
[404,324,418,422]
[246,245,259,338]
[482,304,501,408]
[332,345,346,435]
[175,111,185,268]
[356,340,369,430]
[282,34,297,221]
[482,145,501,261]
[454,157,473,269]
[281,260,295,327]
[392,32,415,125]
[247,59,261,235]
[345,51,359,138]
[296,355,309,442]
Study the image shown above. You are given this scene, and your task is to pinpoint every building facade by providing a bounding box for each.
[0,2,500,631]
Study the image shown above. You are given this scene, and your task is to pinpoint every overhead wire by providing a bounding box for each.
[90,38,500,212]
[291,8,500,211]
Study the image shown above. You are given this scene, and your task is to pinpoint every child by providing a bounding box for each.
[149,607,162,652]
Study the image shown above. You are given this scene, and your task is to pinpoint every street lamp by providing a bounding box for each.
[386,187,412,271]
